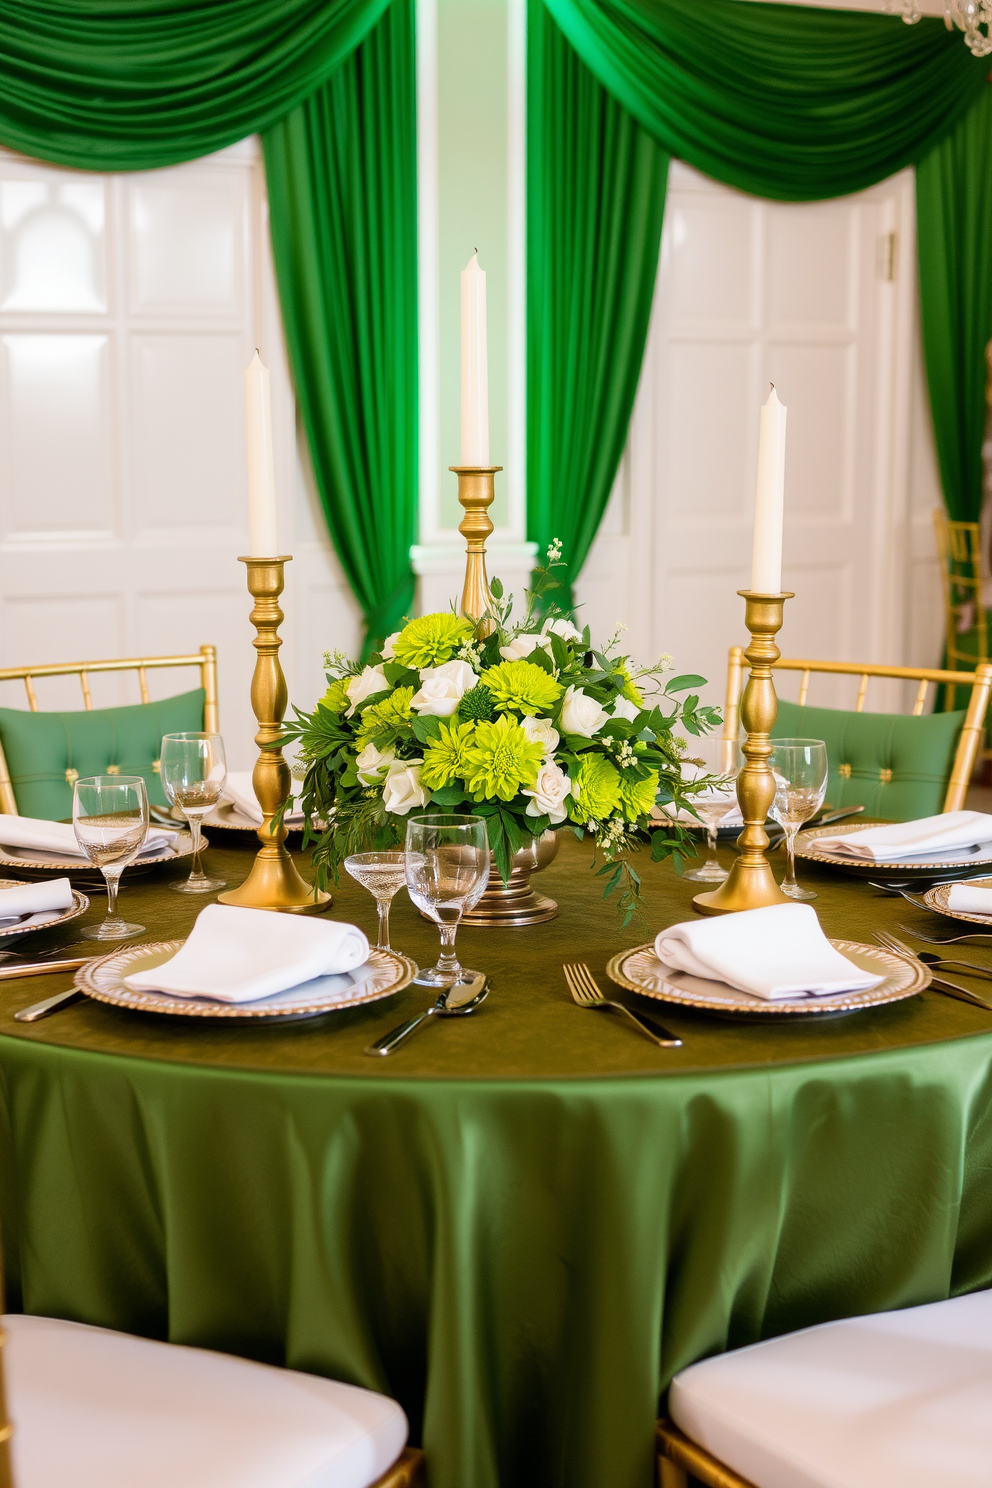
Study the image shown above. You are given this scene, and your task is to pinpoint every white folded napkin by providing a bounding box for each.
[220,772,304,827]
[0,815,177,861]
[123,903,370,1004]
[816,811,992,863]
[653,804,743,828]
[654,902,883,1001]
[945,881,992,916]
[0,877,74,928]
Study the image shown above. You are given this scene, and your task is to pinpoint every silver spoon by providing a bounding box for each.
[912,950,992,982]
[365,975,489,1056]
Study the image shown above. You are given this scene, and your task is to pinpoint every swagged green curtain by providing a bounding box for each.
[529,0,990,598]
[0,0,418,653]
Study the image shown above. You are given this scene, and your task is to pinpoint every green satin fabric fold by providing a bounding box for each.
[541,0,988,202]
[263,0,418,653]
[527,0,668,604]
[0,0,391,171]
[2,1035,990,1488]
[917,85,992,525]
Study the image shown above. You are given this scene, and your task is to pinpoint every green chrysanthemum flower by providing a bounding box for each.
[391,613,475,670]
[320,679,351,714]
[617,768,659,822]
[618,664,644,706]
[421,719,476,791]
[459,684,496,721]
[463,715,544,802]
[356,685,414,743]
[567,755,622,824]
[480,660,563,716]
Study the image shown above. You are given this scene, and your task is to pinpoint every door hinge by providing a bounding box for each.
[880,231,897,282]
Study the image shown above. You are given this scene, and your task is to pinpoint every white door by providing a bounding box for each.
[577,161,926,716]
[0,140,359,772]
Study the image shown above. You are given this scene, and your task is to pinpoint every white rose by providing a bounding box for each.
[499,633,550,662]
[411,659,476,717]
[381,632,401,660]
[381,759,428,816]
[523,761,572,824]
[611,694,641,722]
[520,714,560,756]
[355,742,395,786]
[560,685,608,738]
[545,617,583,644]
[345,665,389,715]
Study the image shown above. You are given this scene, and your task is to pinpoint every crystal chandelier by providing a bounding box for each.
[889,0,992,58]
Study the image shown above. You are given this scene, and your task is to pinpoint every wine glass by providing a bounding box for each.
[160,732,227,894]
[345,850,408,954]
[769,738,828,900]
[73,776,149,940]
[405,815,489,988]
[682,735,742,883]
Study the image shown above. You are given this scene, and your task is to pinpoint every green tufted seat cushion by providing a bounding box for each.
[772,699,966,821]
[0,689,205,820]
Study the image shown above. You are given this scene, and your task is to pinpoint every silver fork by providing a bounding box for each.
[897,923,992,947]
[874,931,992,1010]
[563,963,682,1048]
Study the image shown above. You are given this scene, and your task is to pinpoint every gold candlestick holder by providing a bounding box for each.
[451,465,502,634]
[694,589,794,915]
[218,556,331,914]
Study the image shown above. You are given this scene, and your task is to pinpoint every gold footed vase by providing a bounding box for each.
[461,831,560,927]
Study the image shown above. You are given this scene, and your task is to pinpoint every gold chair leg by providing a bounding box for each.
[660,1457,689,1488]
[370,1446,426,1488]
[657,1420,757,1488]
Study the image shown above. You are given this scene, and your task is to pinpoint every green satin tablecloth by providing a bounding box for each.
[0,833,990,1488]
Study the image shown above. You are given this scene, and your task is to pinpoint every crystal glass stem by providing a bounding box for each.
[782,824,800,894]
[103,868,124,929]
[434,922,461,980]
[376,899,392,953]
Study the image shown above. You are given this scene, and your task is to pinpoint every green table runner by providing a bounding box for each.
[0,834,990,1488]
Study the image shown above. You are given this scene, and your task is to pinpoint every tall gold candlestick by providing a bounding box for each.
[452,465,502,634]
[218,556,331,914]
[694,590,794,915]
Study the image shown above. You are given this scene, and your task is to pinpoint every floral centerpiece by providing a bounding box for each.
[282,546,720,924]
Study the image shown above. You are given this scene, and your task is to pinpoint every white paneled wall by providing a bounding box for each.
[0,141,358,770]
[577,162,937,717]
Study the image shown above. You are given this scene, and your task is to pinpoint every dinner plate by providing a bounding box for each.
[605,938,928,1020]
[0,833,201,888]
[793,820,992,881]
[199,803,305,836]
[75,939,417,1020]
[0,879,90,941]
[922,877,992,926]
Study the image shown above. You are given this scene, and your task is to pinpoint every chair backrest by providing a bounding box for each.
[722,649,992,817]
[0,647,218,818]
[933,507,989,687]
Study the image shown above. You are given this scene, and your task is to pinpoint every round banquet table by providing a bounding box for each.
[0,833,990,1488]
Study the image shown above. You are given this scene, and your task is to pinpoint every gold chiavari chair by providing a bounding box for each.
[0,647,219,819]
[933,507,988,688]
[722,649,992,818]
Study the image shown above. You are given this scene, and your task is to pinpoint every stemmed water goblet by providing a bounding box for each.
[682,735,742,883]
[160,732,227,894]
[345,850,409,955]
[73,775,149,940]
[405,814,489,988]
[769,738,828,900]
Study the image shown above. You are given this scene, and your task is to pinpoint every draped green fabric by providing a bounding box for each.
[0,0,390,171]
[0,0,418,653]
[529,0,991,598]
[916,86,992,525]
[527,0,668,605]
[263,1,418,653]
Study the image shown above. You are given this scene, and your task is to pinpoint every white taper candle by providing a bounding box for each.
[750,386,787,594]
[460,251,490,466]
[245,350,278,557]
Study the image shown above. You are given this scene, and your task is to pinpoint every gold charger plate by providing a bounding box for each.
[75,939,417,1021]
[199,803,305,836]
[0,833,201,888]
[0,879,89,941]
[922,877,992,926]
[793,821,992,881]
[606,939,928,1020]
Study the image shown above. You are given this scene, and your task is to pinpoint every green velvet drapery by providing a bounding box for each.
[529,0,991,597]
[0,0,417,651]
